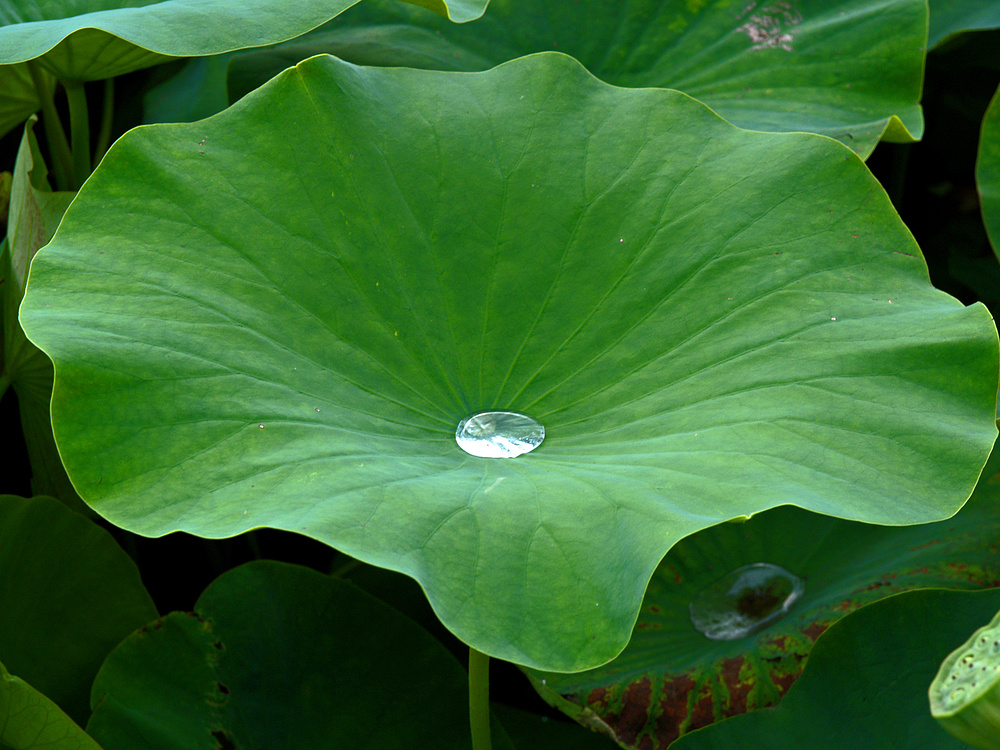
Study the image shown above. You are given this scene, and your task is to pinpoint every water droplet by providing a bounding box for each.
[456,411,544,458]
[689,562,804,641]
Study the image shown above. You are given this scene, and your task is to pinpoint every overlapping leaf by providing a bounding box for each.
[671,588,1000,749]
[1,118,78,503]
[0,660,101,750]
[87,561,513,750]
[230,0,927,157]
[528,477,1000,746]
[400,0,489,22]
[19,53,998,671]
[978,83,1000,258]
[0,495,157,725]
[929,0,1000,48]
[0,0,485,140]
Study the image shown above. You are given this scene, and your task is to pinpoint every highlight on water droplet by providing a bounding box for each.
[689,562,804,641]
[455,411,544,458]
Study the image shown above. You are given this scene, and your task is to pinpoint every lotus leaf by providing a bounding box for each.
[671,588,1000,749]
[86,560,513,749]
[0,660,101,750]
[0,0,485,139]
[978,83,1000,258]
[1,117,77,502]
[229,0,927,158]
[19,52,998,671]
[0,495,157,725]
[528,477,1000,745]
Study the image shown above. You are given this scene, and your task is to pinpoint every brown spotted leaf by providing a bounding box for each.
[527,477,1000,748]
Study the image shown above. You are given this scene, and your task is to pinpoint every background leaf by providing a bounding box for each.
[977,82,1000,258]
[929,1,1000,49]
[0,61,45,148]
[19,52,997,671]
[670,587,1000,749]
[0,0,363,75]
[229,0,927,157]
[87,560,514,750]
[0,0,360,141]
[399,0,489,23]
[528,475,1000,746]
[1,117,79,504]
[0,660,102,750]
[0,495,157,726]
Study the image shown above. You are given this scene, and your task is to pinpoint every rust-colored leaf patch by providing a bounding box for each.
[528,489,1000,748]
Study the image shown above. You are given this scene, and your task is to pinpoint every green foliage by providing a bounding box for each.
[87,561,515,749]
[978,83,1000,257]
[1,119,78,504]
[0,660,101,750]
[229,0,927,158]
[929,602,1000,750]
[2,1,1000,748]
[528,480,1000,745]
[19,50,998,673]
[672,588,1000,749]
[0,495,157,726]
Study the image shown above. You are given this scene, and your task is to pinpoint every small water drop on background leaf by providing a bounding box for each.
[456,411,544,458]
[689,562,804,640]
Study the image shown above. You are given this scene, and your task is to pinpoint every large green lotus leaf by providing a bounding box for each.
[229,0,927,158]
[929,1,1000,48]
[0,0,364,79]
[0,660,102,750]
[87,560,513,750]
[978,83,1000,259]
[0,495,157,726]
[526,475,1000,747]
[669,588,1000,749]
[2,117,80,505]
[18,53,999,671]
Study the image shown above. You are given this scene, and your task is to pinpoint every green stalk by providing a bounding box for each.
[26,62,73,191]
[93,77,115,165]
[469,647,492,750]
[63,79,92,189]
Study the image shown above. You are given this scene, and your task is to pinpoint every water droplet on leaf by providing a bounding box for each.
[689,562,804,640]
[456,411,544,458]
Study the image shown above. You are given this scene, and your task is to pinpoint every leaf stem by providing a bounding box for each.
[63,80,92,188]
[93,77,115,165]
[26,62,73,191]
[469,647,492,750]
